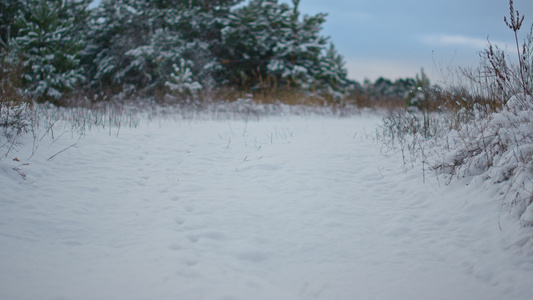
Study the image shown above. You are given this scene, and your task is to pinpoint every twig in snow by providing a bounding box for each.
[377,167,384,179]
[47,143,77,161]
[12,167,26,180]
[243,120,248,137]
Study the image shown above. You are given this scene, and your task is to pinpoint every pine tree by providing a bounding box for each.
[314,43,351,98]
[407,69,431,107]
[266,0,329,89]
[11,0,86,102]
[82,0,351,99]
[0,0,28,48]
[165,58,202,96]
[220,0,349,96]
[83,0,152,90]
[221,0,288,88]
[84,0,241,94]
[2,0,89,49]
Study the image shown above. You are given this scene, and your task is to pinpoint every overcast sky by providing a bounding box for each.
[91,0,533,83]
[287,0,533,83]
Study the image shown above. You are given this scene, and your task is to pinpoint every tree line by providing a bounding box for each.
[0,0,350,102]
[1,0,424,105]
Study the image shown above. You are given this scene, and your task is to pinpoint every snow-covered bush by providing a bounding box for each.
[435,96,533,225]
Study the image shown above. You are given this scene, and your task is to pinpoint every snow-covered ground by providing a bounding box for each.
[1,110,532,300]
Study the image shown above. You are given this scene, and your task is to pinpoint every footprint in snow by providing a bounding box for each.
[174,216,185,225]
[234,250,269,263]
[186,231,226,243]
[169,243,181,251]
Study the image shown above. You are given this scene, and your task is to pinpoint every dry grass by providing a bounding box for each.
[1,51,35,157]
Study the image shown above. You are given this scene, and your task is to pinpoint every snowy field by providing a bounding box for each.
[1,109,532,300]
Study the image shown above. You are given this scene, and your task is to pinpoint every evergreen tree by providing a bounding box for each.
[221,0,350,97]
[165,58,202,96]
[84,0,241,93]
[11,0,86,102]
[0,0,28,48]
[59,0,92,35]
[83,0,152,90]
[128,0,231,91]
[222,0,292,88]
[314,43,351,98]
[266,0,329,89]
[407,69,431,107]
[2,0,89,49]
[82,0,351,99]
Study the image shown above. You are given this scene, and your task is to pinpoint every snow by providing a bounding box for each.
[1,109,532,300]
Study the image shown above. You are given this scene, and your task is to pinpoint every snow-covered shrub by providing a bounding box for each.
[435,95,533,225]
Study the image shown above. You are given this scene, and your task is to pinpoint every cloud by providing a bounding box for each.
[421,34,490,49]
